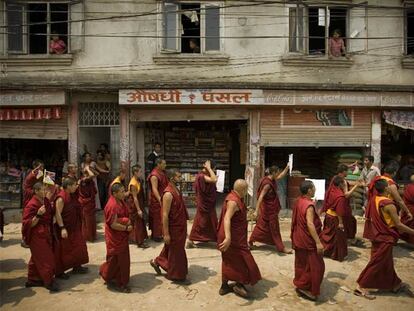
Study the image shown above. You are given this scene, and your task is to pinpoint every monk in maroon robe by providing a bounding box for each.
[188,160,218,248]
[54,177,89,279]
[147,158,168,241]
[355,178,414,299]
[100,183,132,293]
[150,169,190,284]
[217,179,261,298]
[79,168,97,242]
[23,159,44,207]
[291,180,325,301]
[249,165,291,254]
[324,164,361,245]
[128,165,149,248]
[401,175,414,245]
[319,176,348,261]
[364,163,413,241]
[22,182,58,292]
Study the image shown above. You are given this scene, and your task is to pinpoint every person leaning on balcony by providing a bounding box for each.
[328,29,348,59]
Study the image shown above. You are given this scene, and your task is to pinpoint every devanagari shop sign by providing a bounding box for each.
[119,89,264,105]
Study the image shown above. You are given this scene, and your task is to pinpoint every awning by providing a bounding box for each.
[383,110,414,131]
[0,107,62,121]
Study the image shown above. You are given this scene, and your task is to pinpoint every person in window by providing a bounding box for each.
[189,39,200,53]
[147,142,162,172]
[49,32,67,55]
[328,29,347,59]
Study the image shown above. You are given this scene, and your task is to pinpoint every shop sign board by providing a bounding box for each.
[0,91,66,107]
[119,89,264,105]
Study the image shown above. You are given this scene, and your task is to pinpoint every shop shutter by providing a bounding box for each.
[260,108,372,147]
[0,109,68,140]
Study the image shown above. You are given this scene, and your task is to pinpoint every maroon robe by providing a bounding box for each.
[291,196,324,297]
[127,177,148,245]
[23,171,40,207]
[249,177,285,251]
[79,178,97,242]
[189,172,218,242]
[324,177,356,239]
[401,183,414,245]
[100,196,131,288]
[319,185,348,261]
[147,169,168,239]
[22,196,55,286]
[0,208,4,236]
[55,190,89,274]
[357,196,401,290]
[155,184,189,280]
[217,191,262,285]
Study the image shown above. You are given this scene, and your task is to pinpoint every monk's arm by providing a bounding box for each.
[255,185,270,217]
[151,176,161,203]
[55,198,68,238]
[389,185,412,218]
[343,182,360,199]
[337,215,344,228]
[385,204,414,235]
[204,168,217,184]
[131,186,143,217]
[110,214,132,231]
[30,205,46,228]
[306,206,323,253]
[219,201,239,252]
[162,193,172,243]
[276,165,289,180]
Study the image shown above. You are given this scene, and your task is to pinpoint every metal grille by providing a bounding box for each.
[79,102,119,127]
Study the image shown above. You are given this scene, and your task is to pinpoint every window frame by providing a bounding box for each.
[4,0,72,55]
[159,1,223,54]
[288,3,350,56]
[404,1,414,55]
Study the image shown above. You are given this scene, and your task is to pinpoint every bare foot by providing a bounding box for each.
[354,286,376,300]
[186,241,196,249]
[282,248,293,254]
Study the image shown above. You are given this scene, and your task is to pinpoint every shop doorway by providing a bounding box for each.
[136,120,247,208]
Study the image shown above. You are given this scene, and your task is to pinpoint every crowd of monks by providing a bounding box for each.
[18,156,414,301]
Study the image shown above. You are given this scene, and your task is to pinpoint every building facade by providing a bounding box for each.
[0,0,413,207]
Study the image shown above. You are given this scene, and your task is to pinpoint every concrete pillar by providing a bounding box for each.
[248,110,261,207]
[119,107,130,175]
[68,100,79,164]
[371,110,381,167]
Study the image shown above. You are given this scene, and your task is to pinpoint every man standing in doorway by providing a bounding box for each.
[147,142,162,172]
[360,155,380,210]
[148,158,168,241]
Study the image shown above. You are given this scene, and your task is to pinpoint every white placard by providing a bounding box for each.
[216,170,226,193]
[244,166,254,197]
[305,179,326,201]
[288,154,293,175]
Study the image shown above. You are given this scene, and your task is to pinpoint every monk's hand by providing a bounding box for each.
[219,238,231,253]
[164,234,171,245]
[126,225,133,232]
[407,212,413,221]
[338,223,344,231]
[37,205,46,216]
[204,160,211,170]
[316,242,324,255]
[61,228,68,239]
[137,210,143,218]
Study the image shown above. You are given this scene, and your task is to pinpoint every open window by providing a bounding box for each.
[5,1,84,55]
[162,1,221,54]
[406,4,414,55]
[289,4,348,56]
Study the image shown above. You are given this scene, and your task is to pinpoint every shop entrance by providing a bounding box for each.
[136,120,247,208]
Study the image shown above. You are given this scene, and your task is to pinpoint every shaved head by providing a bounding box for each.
[233,179,248,197]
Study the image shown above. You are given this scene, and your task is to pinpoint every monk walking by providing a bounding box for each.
[355,178,414,299]
[324,164,361,246]
[55,177,89,279]
[187,160,218,248]
[128,165,149,248]
[401,174,414,245]
[291,180,325,301]
[249,165,292,254]
[79,167,97,242]
[319,176,349,261]
[148,158,168,241]
[217,179,261,298]
[100,183,132,293]
[150,169,190,284]
[22,182,59,292]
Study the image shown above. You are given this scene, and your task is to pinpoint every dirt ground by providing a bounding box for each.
[1,214,414,311]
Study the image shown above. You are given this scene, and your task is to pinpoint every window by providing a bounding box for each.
[407,7,414,55]
[162,1,221,53]
[289,5,348,56]
[5,1,83,55]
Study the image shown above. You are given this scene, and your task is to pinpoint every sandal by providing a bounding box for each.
[233,284,249,298]
[392,283,414,297]
[353,288,376,300]
[296,288,317,301]
[150,259,162,275]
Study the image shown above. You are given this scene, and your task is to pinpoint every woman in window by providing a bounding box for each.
[328,29,347,59]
